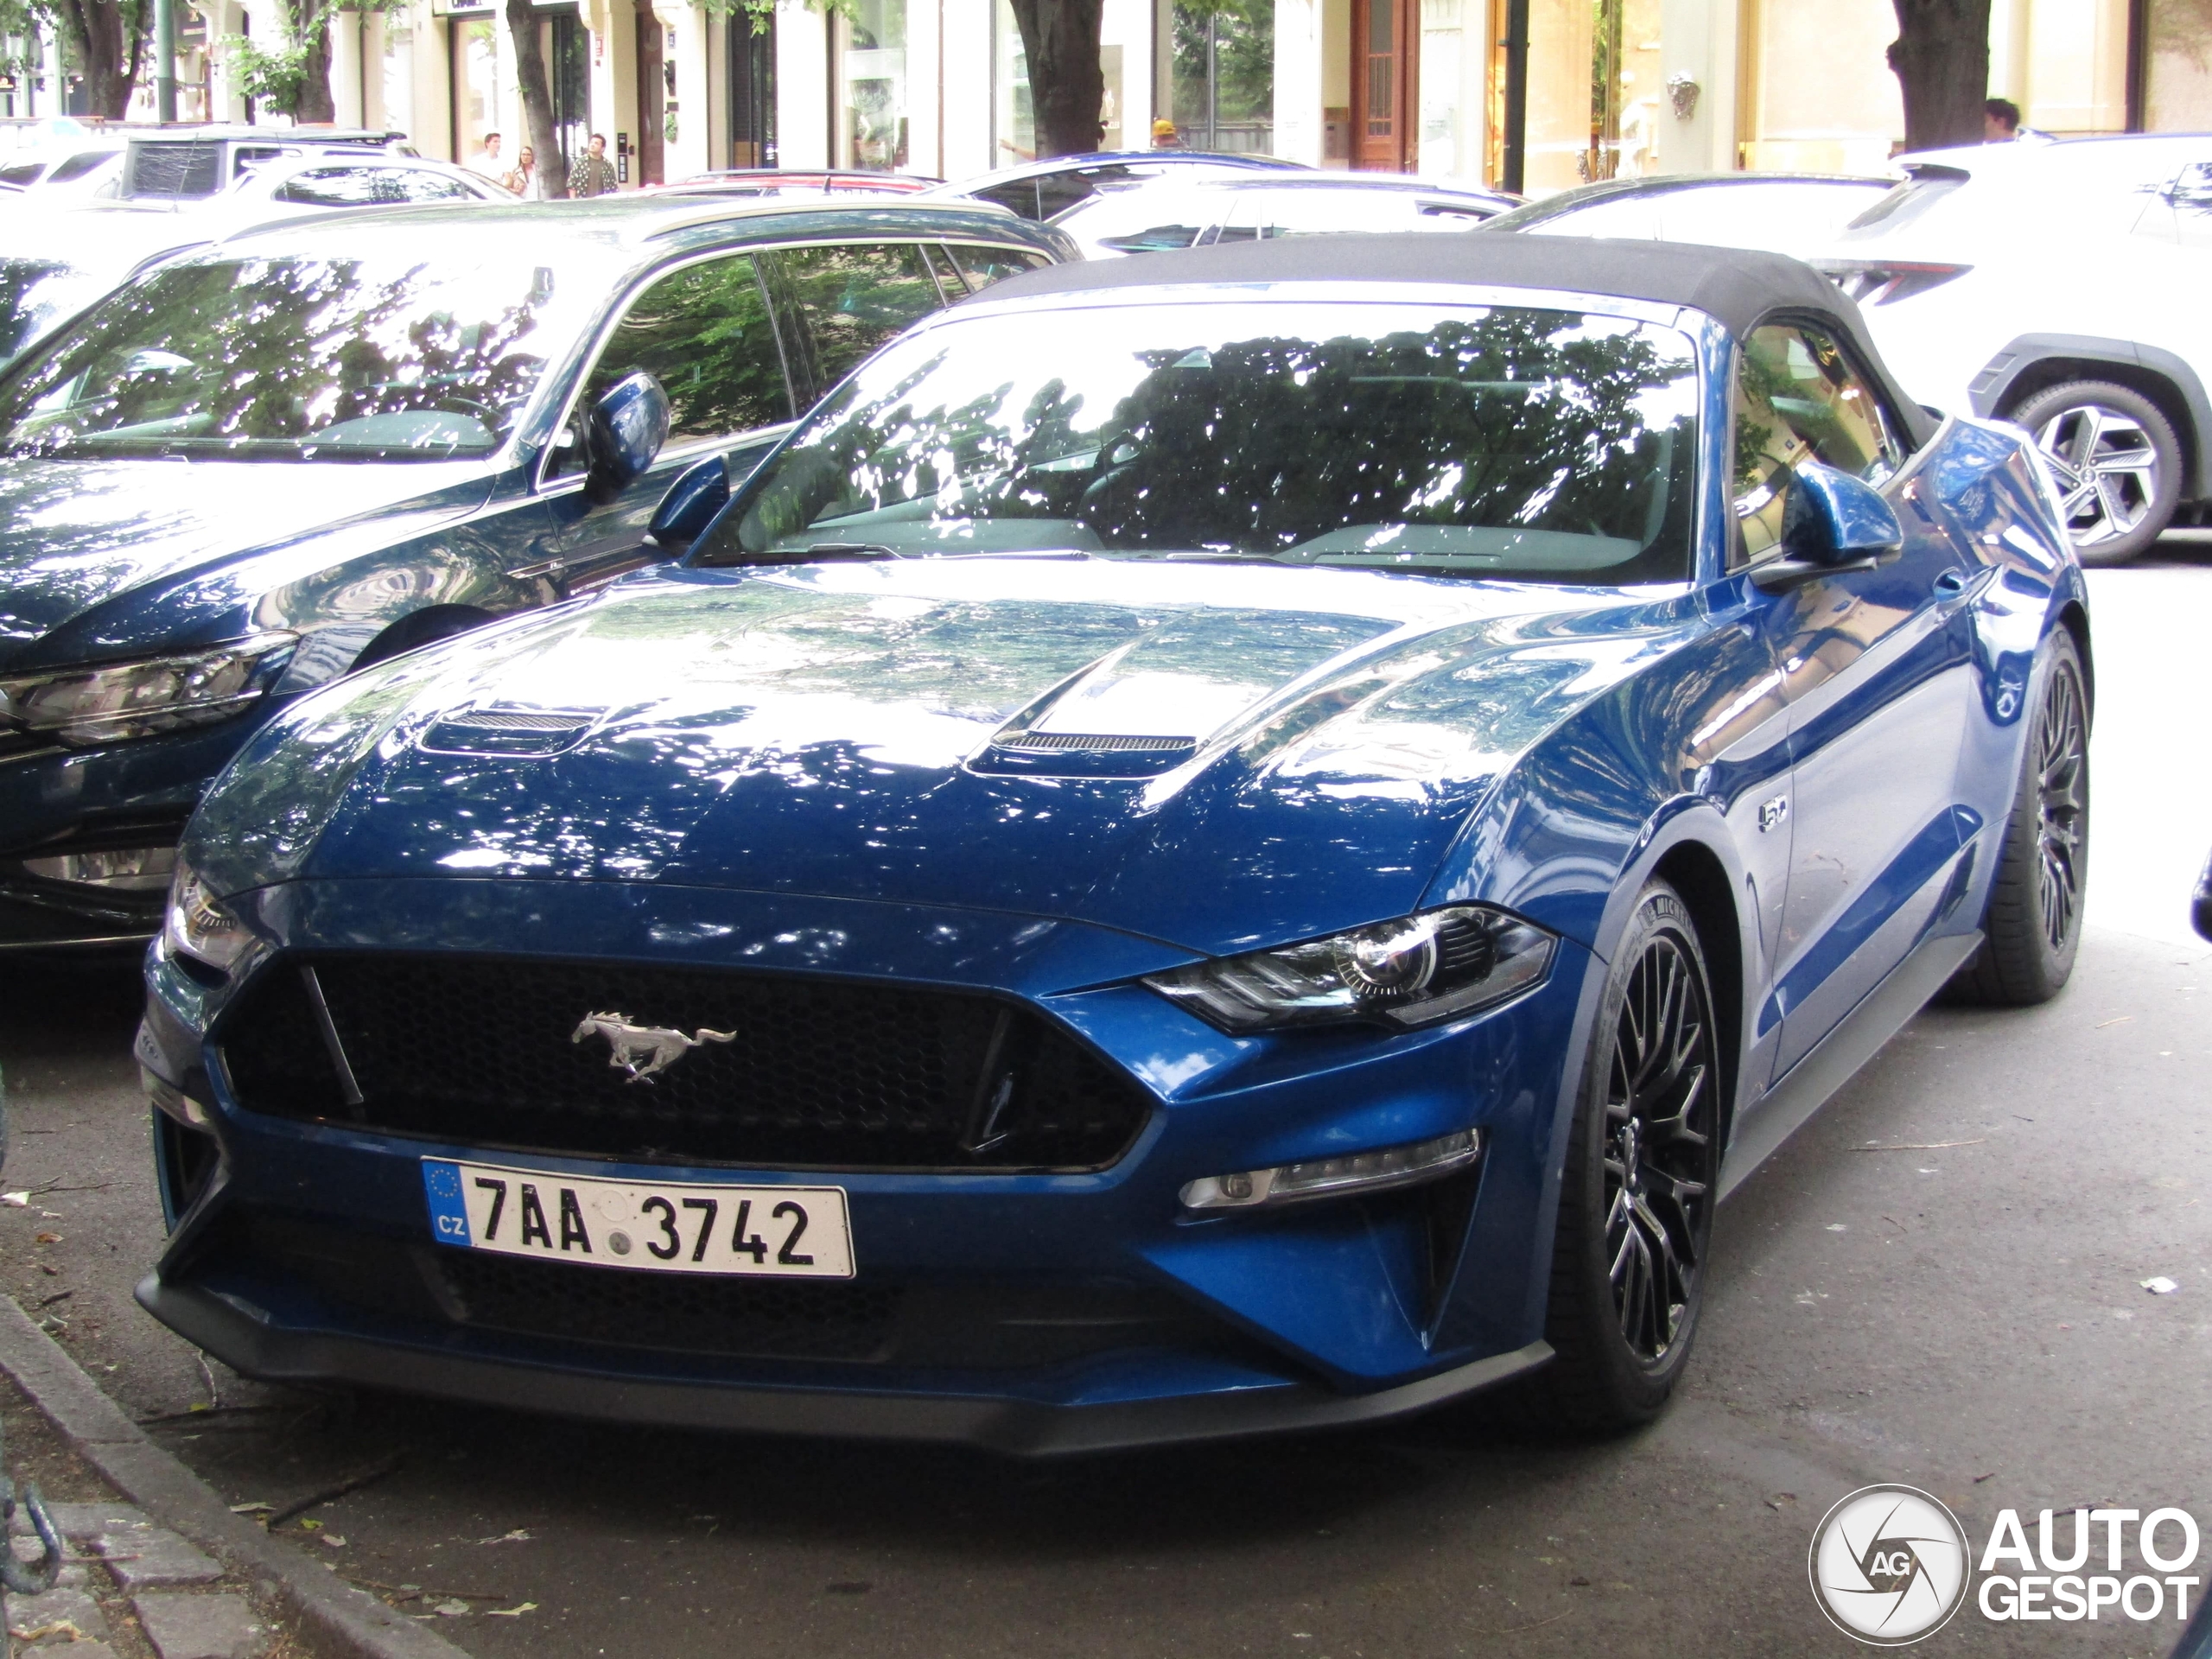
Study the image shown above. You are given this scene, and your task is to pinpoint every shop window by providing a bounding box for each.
[1169,3,1270,154]
[836,0,907,172]
[448,16,501,167]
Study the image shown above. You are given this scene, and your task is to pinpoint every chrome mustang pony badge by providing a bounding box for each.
[571,1012,736,1083]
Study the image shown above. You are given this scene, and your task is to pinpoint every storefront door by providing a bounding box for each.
[1351,0,1415,171]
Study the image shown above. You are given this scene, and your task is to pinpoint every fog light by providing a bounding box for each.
[1180,1128,1479,1211]
[22,847,178,892]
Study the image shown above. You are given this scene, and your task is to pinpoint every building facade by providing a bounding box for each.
[5,0,2210,189]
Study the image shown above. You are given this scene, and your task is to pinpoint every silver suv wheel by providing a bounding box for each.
[2010,378,2183,564]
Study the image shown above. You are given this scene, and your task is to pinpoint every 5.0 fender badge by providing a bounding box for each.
[571,1012,735,1083]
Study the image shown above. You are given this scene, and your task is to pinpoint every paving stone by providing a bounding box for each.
[131,1593,267,1659]
[6,1581,109,1643]
[91,1523,222,1589]
[8,1535,92,1576]
[21,1503,147,1541]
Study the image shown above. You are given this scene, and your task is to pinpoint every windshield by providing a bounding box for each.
[0,252,589,461]
[700,300,1700,583]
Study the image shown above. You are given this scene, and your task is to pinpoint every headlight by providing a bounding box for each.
[1144,905,1557,1033]
[0,633,296,747]
[162,857,253,974]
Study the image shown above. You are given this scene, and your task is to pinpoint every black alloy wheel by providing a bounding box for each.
[2033,659,2088,953]
[1603,926,1718,1365]
[1944,630,2090,1007]
[1509,879,1722,1435]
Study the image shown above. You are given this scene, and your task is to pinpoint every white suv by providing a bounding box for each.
[1813,134,2212,562]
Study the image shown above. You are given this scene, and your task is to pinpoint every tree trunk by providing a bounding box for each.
[1008,0,1105,159]
[56,0,142,118]
[505,0,569,197]
[1886,0,1993,152]
[293,0,335,122]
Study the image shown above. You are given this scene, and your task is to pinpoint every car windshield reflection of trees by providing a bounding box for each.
[0,257,568,461]
[715,307,1700,585]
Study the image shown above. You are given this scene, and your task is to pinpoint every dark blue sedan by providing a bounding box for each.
[135,235,2089,1451]
[0,194,1071,950]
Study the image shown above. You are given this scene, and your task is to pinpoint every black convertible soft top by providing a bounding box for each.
[982,232,1936,447]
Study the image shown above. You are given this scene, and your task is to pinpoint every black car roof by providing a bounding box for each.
[981,232,1936,446]
[986,230,1850,343]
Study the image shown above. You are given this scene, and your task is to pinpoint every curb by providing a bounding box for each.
[0,1295,468,1659]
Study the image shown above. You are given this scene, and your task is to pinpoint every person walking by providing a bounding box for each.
[501,145,537,198]
[467,131,505,181]
[569,133,619,198]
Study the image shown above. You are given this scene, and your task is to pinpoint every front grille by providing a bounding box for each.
[219,955,1153,1171]
[443,1249,904,1361]
[215,1211,1225,1370]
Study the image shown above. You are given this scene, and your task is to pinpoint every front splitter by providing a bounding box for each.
[138,1273,1552,1457]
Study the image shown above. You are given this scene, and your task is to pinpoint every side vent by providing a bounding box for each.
[971,731,1198,779]
[418,708,600,758]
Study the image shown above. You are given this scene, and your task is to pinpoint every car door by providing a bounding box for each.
[1732,322,1980,1082]
[517,249,801,593]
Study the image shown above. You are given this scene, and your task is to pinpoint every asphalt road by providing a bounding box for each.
[1,538,2208,1658]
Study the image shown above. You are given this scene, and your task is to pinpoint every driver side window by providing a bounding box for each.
[549,253,794,481]
[1732,324,1904,566]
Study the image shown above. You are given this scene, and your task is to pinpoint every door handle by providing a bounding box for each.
[1934,569,1969,598]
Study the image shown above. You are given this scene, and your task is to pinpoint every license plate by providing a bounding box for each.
[420,1158,854,1279]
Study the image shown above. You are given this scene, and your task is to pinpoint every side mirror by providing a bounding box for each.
[1752,461,1904,591]
[582,371,671,505]
[646,452,728,554]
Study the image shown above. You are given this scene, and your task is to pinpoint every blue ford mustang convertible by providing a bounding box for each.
[135,236,2089,1451]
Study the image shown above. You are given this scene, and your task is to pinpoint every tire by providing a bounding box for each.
[1514,879,1724,1435]
[2007,379,2182,565]
[1942,630,2089,1007]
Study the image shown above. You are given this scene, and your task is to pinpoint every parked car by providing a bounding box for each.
[1809,134,2212,561]
[2195,848,2212,942]
[133,233,2088,1451]
[0,194,1073,951]
[1,157,517,372]
[1483,172,1892,253]
[0,143,124,205]
[112,125,413,203]
[1053,173,1518,258]
[656,169,938,200]
[930,149,1304,221]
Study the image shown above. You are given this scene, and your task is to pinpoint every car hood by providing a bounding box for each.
[0,457,496,664]
[209,558,1699,957]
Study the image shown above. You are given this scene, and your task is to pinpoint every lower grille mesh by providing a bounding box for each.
[219,955,1151,1171]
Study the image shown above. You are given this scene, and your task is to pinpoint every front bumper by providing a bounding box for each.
[0,715,274,950]
[137,877,1596,1448]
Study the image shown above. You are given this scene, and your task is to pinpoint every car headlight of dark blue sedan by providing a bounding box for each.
[0,632,295,745]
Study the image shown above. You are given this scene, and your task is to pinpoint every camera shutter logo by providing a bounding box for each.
[1809,1484,1972,1645]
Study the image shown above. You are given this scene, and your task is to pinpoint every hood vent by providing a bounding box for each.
[418,707,601,758]
[972,730,1198,778]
